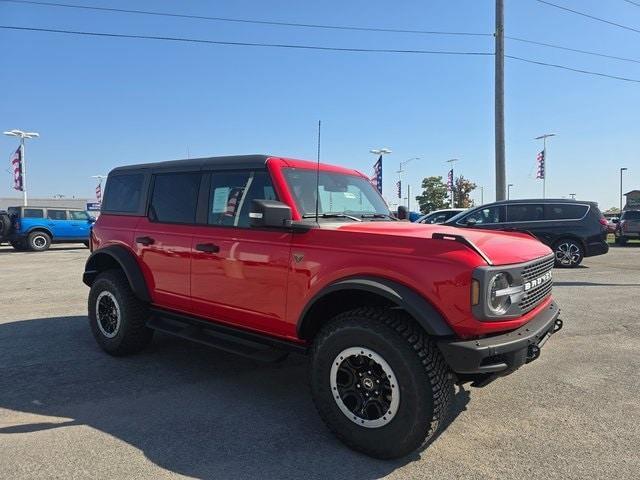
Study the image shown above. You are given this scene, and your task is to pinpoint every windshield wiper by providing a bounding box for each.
[360,213,397,221]
[302,213,362,222]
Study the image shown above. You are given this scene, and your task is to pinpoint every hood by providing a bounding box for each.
[332,221,552,265]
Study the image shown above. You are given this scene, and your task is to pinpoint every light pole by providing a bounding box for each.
[507,183,514,200]
[535,133,555,199]
[4,129,39,206]
[480,185,484,205]
[397,157,419,210]
[620,167,628,213]
[569,193,576,200]
[446,158,459,208]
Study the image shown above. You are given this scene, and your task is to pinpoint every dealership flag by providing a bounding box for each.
[10,146,23,191]
[95,181,102,202]
[370,155,383,193]
[447,168,454,191]
[396,180,402,198]
[536,150,545,179]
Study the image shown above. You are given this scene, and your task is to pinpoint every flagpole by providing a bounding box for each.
[20,138,27,206]
[535,133,555,199]
[447,158,459,208]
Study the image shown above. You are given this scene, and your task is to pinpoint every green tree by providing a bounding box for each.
[415,176,449,214]
[453,175,477,208]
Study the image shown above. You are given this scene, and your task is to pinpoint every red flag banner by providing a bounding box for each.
[95,181,102,202]
[10,147,23,191]
[447,169,454,191]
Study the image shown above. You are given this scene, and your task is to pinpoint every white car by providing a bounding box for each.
[416,208,465,224]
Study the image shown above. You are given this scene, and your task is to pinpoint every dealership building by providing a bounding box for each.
[0,197,94,211]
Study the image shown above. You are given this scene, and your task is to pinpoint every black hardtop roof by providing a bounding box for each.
[109,155,270,174]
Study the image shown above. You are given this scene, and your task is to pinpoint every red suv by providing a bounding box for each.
[83,155,562,459]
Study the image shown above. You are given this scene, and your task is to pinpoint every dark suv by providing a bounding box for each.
[445,199,609,267]
[82,155,563,459]
[614,210,640,245]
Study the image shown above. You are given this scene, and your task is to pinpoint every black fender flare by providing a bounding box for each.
[297,276,454,339]
[25,226,54,238]
[82,245,151,303]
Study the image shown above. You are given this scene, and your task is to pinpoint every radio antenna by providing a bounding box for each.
[315,120,321,223]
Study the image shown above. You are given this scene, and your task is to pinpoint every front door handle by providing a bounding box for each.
[195,243,220,253]
[136,236,155,246]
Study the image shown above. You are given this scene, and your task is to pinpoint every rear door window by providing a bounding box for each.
[22,208,44,218]
[149,172,201,224]
[46,209,67,220]
[102,173,145,213]
[506,204,544,222]
[544,204,588,220]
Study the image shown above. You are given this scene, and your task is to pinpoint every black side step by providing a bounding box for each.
[147,309,308,362]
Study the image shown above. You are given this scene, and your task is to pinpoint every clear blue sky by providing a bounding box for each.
[1,0,639,210]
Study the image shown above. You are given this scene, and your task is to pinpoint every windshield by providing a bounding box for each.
[283,168,390,219]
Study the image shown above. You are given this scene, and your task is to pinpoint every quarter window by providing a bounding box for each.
[544,204,588,220]
[102,173,145,213]
[149,172,201,224]
[22,208,44,218]
[47,209,67,220]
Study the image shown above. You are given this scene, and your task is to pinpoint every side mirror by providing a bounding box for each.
[88,217,96,223]
[250,199,292,228]
[465,218,478,227]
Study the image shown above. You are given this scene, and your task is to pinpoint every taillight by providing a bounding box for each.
[15,221,20,230]
[598,218,608,230]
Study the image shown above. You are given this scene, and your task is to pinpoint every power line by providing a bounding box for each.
[5,0,639,67]
[0,0,492,37]
[506,35,640,64]
[506,55,640,83]
[0,25,494,55]
[621,0,640,7]
[534,0,640,34]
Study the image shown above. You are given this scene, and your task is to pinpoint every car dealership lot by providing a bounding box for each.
[1,244,639,480]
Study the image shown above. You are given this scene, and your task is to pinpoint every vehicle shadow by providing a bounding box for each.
[0,316,469,479]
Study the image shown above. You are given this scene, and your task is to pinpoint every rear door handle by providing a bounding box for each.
[136,236,155,246]
[195,243,220,253]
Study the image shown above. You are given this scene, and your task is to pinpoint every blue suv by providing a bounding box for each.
[6,206,94,251]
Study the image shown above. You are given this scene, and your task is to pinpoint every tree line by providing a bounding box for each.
[415,175,477,214]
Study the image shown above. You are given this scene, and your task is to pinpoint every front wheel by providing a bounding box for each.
[554,238,584,267]
[310,307,453,459]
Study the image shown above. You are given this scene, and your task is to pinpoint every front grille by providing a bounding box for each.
[519,255,554,313]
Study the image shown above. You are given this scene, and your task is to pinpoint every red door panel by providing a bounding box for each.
[191,226,293,338]
[135,217,193,312]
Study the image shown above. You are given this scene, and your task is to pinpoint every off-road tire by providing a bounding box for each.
[88,270,153,356]
[27,231,51,251]
[615,236,628,246]
[0,213,10,239]
[10,240,28,251]
[310,307,454,459]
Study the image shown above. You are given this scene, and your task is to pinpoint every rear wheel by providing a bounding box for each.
[88,270,153,356]
[310,307,453,459]
[27,231,51,251]
[553,238,584,267]
[10,240,28,251]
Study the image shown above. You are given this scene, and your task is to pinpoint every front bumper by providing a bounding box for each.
[438,300,562,376]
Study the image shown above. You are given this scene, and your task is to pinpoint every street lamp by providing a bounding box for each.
[4,129,40,206]
[507,183,514,200]
[620,167,628,213]
[370,148,392,156]
[569,193,576,200]
[535,133,555,199]
[397,157,419,210]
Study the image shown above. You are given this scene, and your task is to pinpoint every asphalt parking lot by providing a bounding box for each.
[0,244,639,480]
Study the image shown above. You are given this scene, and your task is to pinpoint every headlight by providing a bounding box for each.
[487,272,512,315]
